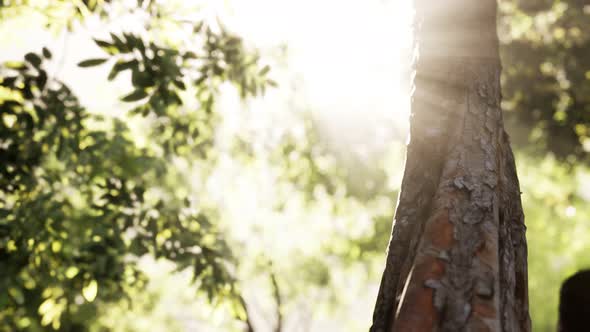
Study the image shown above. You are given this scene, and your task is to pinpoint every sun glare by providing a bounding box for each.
[221,0,414,149]
[0,0,414,151]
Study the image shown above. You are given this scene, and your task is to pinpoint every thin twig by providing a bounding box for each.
[238,294,255,332]
[269,261,282,332]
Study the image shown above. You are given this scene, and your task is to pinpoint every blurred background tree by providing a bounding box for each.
[500,0,590,161]
[0,1,274,330]
[0,0,589,331]
[499,2,590,330]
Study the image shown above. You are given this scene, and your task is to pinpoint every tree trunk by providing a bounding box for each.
[370,1,531,331]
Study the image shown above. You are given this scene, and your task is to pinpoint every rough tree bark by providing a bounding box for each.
[370,1,531,331]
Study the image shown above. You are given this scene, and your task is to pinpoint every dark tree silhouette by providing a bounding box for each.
[558,270,590,332]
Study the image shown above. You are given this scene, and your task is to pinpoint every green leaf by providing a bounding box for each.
[93,38,118,54]
[259,65,270,75]
[170,91,182,105]
[37,70,48,89]
[0,76,18,87]
[184,51,198,59]
[131,69,154,87]
[8,288,24,305]
[4,61,25,70]
[108,59,138,81]
[195,75,207,86]
[78,58,108,67]
[24,53,42,67]
[82,280,98,302]
[42,47,52,59]
[65,266,79,279]
[0,293,8,310]
[110,33,126,50]
[193,21,204,33]
[121,89,148,102]
[93,39,111,48]
[107,66,119,81]
[231,300,247,321]
[125,34,143,50]
[172,79,186,90]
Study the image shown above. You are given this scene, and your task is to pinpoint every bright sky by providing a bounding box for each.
[0,0,414,145]
[225,0,414,149]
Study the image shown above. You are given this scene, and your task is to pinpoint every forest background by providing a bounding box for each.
[1,0,589,331]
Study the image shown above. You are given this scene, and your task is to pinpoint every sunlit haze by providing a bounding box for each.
[3,1,590,331]
[0,1,412,330]
[0,0,414,147]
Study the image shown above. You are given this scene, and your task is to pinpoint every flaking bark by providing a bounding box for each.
[370,1,530,331]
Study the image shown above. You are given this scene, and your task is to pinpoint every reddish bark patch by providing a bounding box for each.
[473,298,496,318]
[476,234,497,267]
[425,209,454,250]
[394,256,442,332]
[393,209,456,330]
